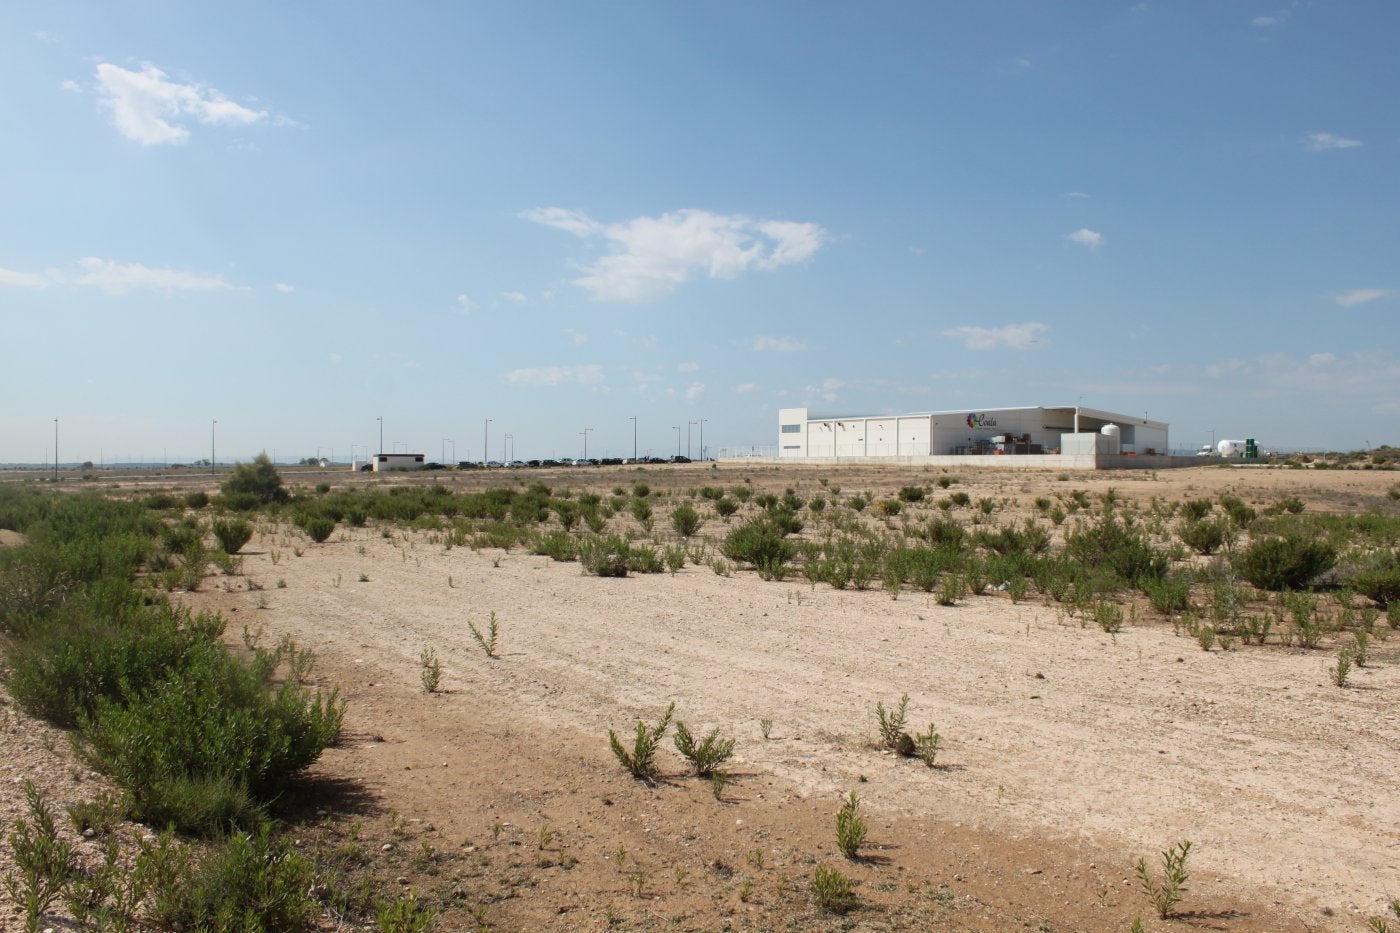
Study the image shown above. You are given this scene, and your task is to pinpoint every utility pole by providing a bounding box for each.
[629,416,637,462]
[700,418,708,462]
[377,416,383,456]
[673,425,681,457]
[211,419,217,476]
[483,418,491,466]
[53,418,58,482]
[687,421,697,459]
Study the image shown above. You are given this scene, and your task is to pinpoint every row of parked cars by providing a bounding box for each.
[451,456,696,469]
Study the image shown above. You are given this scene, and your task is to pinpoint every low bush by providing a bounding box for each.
[673,721,735,777]
[1348,551,1400,606]
[609,703,674,782]
[1234,535,1337,591]
[1178,518,1228,556]
[212,518,253,555]
[721,517,796,579]
[670,503,701,538]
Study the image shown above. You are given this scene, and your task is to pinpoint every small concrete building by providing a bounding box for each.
[777,406,1174,469]
[372,453,426,472]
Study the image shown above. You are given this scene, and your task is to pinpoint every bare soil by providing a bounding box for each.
[4,462,1399,931]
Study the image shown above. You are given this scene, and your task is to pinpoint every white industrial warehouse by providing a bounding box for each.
[774,405,1181,469]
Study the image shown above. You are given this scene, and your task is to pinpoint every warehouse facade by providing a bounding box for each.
[777,405,1173,467]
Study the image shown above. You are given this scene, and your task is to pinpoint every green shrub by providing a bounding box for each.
[1181,499,1212,521]
[813,865,856,913]
[298,515,335,544]
[608,703,674,782]
[220,454,288,505]
[185,491,210,510]
[530,530,577,562]
[1178,518,1228,555]
[77,638,344,835]
[1142,575,1190,614]
[897,485,925,503]
[212,518,253,555]
[1218,494,1256,528]
[578,535,632,577]
[160,824,316,932]
[713,497,739,519]
[721,517,796,578]
[673,721,735,777]
[1234,535,1337,591]
[875,499,902,517]
[876,694,909,750]
[948,492,971,507]
[1136,840,1191,920]
[835,791,866,859]
[1349,551,1400,606]
[1064,514,1167,589]
[670,503,701,538]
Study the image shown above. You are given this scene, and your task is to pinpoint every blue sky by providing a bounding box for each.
[2,2,1397,464]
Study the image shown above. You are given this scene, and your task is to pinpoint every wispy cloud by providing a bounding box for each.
[806,377,846,403]
[743,335,808,352]
[59,79,81,93]
[500,290,526,303]
[677,362,699,373]
[0,266,50,288]
[328,352,342,365]
[1062,191,1091,200]
[522,207,828,302]
[1066,228,1103,250]
[1304,132,1361,151]
[455,293,476,314]
[563,327,588,345]
[1201,350,1400,404]
[506,364,604,387]
[734,383,759,395]
[685,382,706,402]
[95,62,267,146]
[74,257,234,293]
[273,282,295,294]
[1335,288,1392,307]
[943,322,1048,350]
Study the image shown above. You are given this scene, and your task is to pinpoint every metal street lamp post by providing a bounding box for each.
[211,419,217,476]
[673,426,681,457]
[377,416,383,456]
[629,416,636,462]
[700,418,708,462]
[687,421,697,459]
[483,418,491,467]
[581,427,593,461]
[53,418,58,482]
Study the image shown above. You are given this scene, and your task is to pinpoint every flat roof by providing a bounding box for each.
[799,405,1168,431]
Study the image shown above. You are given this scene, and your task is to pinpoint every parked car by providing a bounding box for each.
[669,455,692,464]
[359,463,373,472]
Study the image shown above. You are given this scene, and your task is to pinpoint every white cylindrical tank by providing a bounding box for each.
[1100,423,1121,454]
[1217,439,1247,457]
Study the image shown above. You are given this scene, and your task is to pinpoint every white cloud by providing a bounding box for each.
[74,257,233,293]
[734,383,759,395]
[0,266,49,288]
[523,207,828,302]
[500,290,526,303]
[506,364,604,387]
[1201,350,1400,403]
[677,362,700,373]
[456,293,476,314]
[806,377,845,403]
[685,382,706,402]
[943,322,1048,350]
[1252,14,1279,27]
[1304,132,1361,151]
[563,327,588,345]
[273,282,295,294]
[1335,288,1391,307]
[1067,228,1103,250]
[95,62,267,146]
[328,352,342,364]
[1062,191,1091,200]
[60,79,81,93]
[744,335,808,352]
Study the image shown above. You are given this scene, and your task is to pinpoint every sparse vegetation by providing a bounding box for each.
[1136,840,1191,920]
[609,702,675,782]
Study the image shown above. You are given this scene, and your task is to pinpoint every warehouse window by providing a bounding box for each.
[780,424,801,434]
[783,444,800,450]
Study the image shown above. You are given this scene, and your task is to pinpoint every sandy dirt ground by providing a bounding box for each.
[4,462,1398,931]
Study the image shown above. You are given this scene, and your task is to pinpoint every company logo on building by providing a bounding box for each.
[966,413,997,428]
